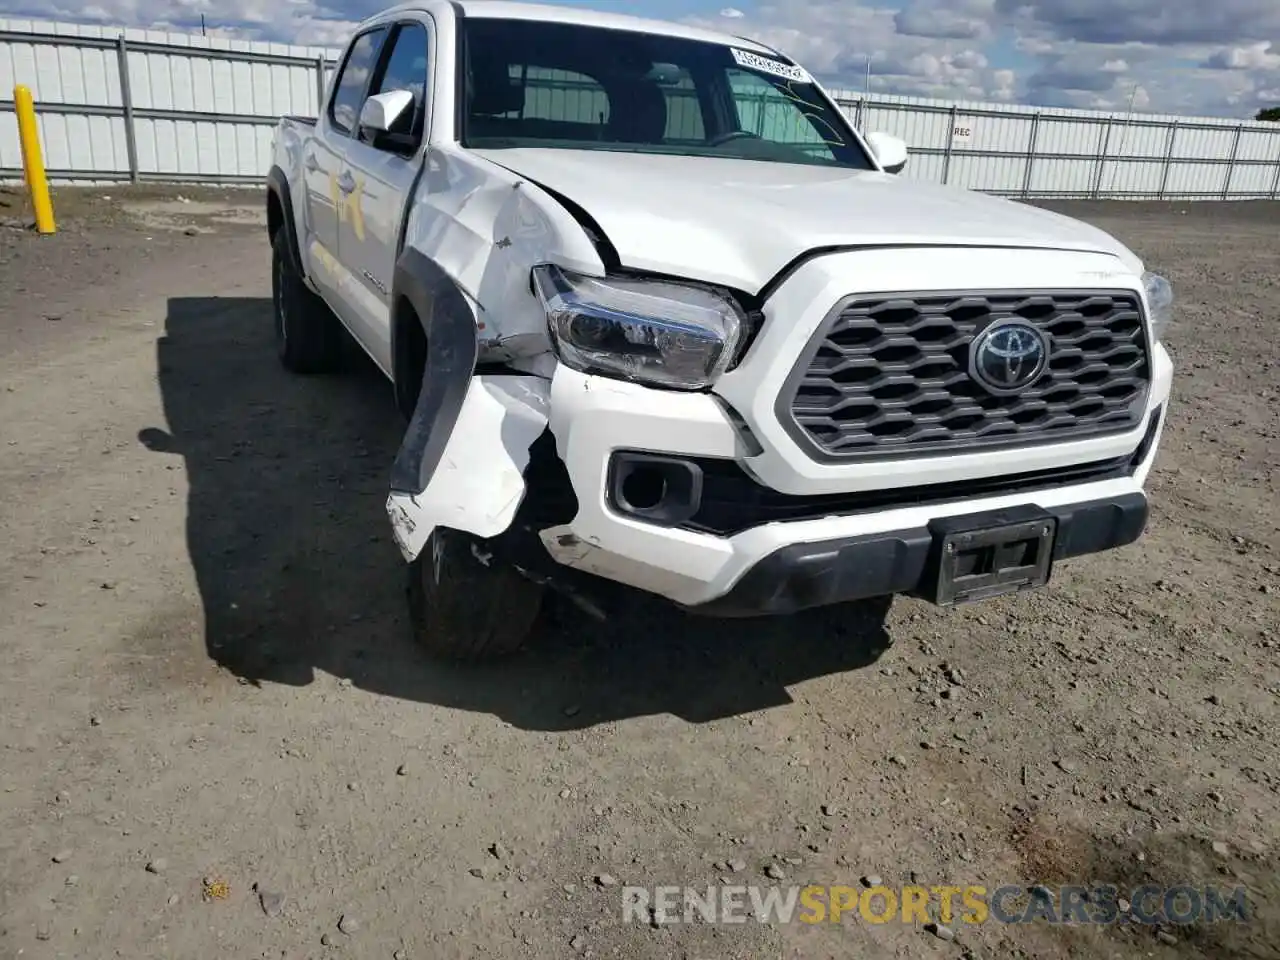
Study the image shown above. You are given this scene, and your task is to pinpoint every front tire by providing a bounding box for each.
[407,528,545,661]
[271,229,344,374]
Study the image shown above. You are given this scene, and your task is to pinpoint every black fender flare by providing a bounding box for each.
[266,165,304,276]
[388,247,479,496]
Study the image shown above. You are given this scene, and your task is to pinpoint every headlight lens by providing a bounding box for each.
[531,265,745,390]
[1142,271,1174,341]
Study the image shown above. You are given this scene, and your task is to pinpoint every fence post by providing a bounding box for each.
[854,98,864,131]
[13,85,56,234]
[315,55,327,115]
[1021,112,1040,199]
[1221,123,1243,200]
[1156,122,1178,200]
[115,36,140,183]
[1270,135,1280,199]
[941,105,957,185]
[1090,118,1113,200]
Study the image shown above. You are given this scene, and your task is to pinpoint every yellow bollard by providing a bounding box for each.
[13,84,56,235]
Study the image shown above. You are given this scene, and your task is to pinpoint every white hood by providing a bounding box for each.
[472,147,1139,293]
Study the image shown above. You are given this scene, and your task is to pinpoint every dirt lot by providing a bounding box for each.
[0,184,1276,960]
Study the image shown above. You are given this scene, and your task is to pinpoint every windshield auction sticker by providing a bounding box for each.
[730,47,811,83]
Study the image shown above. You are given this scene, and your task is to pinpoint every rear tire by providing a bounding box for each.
[271,229,344,374]
[407,528,545,661]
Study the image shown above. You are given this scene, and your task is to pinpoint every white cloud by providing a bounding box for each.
[992,0,1280,115]
[894,0,995,41]
[990,68,1016,99]
[718,7,745,18]
[2,0,353,47]
[1203,42,1280,71]
[1015,35,1057,56]
[994,0,1280,47]
[688,0,1280,117]
[684,2,1017,104]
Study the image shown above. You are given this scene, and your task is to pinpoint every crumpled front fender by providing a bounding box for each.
[386,375,550,561]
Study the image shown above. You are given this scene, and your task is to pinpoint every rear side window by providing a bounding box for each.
[330,27,388,135]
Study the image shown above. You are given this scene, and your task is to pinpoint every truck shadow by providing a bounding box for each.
[139,296,893,729]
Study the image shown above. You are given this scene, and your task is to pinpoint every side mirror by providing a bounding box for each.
[865,132,908,174]
[359,89,415,134]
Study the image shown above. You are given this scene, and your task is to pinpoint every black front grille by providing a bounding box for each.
[780,290,1151,460]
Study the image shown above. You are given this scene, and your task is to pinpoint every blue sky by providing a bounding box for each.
[4,0,1278,118]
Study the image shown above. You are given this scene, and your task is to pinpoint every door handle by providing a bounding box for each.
[337,171,357,195]
[304,152,320,173]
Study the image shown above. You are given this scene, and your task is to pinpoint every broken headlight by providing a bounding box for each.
[1142,271,1173,342]
[531,265,745,390]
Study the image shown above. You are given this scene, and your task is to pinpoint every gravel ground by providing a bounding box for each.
[0,186,1277,960]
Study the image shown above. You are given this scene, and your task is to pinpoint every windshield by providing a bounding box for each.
[459,18,874,170]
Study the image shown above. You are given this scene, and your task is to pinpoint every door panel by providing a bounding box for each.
[338,20,432,376]
[307,26,388,316]
[335,147,418,375]
[302,135,344,301]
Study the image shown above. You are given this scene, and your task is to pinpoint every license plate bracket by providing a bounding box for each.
[930,511,1056,606]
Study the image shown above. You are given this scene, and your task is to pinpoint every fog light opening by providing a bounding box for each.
[609,452,705,526]
[620,466,667,512]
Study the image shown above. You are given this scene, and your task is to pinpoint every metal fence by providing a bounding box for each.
[3,16,1280,199]
[846,92,1280,200]
[0,18,338,184]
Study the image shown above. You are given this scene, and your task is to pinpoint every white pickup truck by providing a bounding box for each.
[266,0,1175,660]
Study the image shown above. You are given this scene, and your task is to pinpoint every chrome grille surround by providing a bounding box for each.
[778,290,1152,461]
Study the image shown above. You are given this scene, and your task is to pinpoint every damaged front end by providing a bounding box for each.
[385,252,753,550]
[383,248,759,634]
[385,374,551,561]
[385,365,605,622]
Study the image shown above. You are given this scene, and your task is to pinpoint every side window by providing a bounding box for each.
[725,68,840,162]
[367,23,430,146]
[329,27,388,135]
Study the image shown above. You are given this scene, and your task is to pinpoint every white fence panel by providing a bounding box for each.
[1166,162,1234,198]
[1029,157,1098,197]
[1228,162,1276,196]
[0,17,1277,199]
[1174,124,1238,160]
[1036,118,1104,156]
[1238,129,1280,162]
[1098,159,1164,198]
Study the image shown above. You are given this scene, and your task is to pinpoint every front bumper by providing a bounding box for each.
[540,334,1171,608]
[688,493,1148,617]
[523,247,1174,611]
